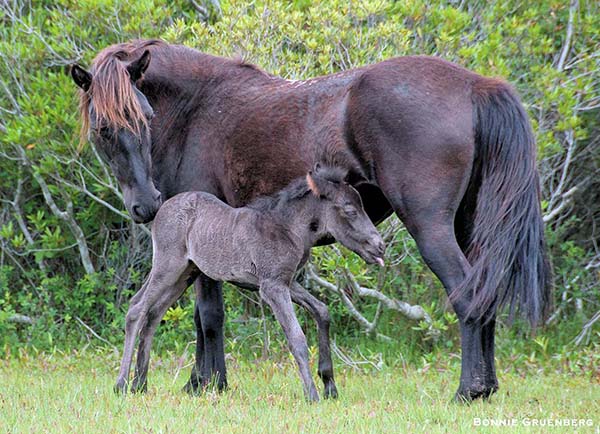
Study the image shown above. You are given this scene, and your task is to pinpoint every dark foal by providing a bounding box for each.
[115,164,385,401]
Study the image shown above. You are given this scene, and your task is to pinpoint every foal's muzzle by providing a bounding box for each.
[363,238,386,266]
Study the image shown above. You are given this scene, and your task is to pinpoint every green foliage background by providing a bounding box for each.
[0,0,598,370]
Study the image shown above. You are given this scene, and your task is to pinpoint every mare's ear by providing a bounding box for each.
[71,65,92,91]
[306,172,320,197]
[127,50,151,82]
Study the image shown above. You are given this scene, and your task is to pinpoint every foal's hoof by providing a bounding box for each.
[323,382,338,399]
[305,389,320,403]
[114,380,128,395]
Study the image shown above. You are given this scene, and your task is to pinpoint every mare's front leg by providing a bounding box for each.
[182,300,205,394]
[185,273,227,393]
[260,279,319,402]
[290,281,337,399]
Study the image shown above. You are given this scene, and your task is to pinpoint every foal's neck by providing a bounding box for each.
[269,195,327,252]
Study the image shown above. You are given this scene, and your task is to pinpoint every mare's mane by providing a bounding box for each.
[77,39,271,146]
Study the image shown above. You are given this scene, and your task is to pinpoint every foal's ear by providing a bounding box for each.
[127,50,151,82]
[71,65,92,91]
[306,172,320,197]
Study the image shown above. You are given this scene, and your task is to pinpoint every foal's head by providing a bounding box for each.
[307,164,386,266]
[71,46,161,223]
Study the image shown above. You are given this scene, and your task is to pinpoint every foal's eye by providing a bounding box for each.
[344,206,358,217]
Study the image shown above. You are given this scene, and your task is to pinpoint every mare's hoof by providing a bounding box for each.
[324,382,338,399]
[183,375,227,395]
[453,383,497,403]
[182,375,203,395]
[130,380,148,394]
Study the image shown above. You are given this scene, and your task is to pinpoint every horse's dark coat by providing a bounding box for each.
[73,39,551,401]
[115,166,385,401]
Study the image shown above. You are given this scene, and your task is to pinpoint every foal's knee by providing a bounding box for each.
[315,303,331,329]
[125,305,142,328]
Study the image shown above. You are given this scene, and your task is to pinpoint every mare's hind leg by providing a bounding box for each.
[456,209,499,398]
[481,317,498,397]
[290,281,337,399]
[405,216,487,402]
[260,279,319,402]
[373,141,489,401]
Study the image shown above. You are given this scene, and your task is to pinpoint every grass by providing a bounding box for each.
[0,350,599,434]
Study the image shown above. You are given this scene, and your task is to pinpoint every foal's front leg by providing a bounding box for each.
[115,276,152,394]
[290,281,338,399]
[260,279,319,402]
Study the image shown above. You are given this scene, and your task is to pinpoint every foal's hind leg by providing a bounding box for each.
[290,281,338,399]
[260,279,319,402]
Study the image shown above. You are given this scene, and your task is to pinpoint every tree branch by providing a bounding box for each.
[16,146,95,275]
[306,263,435,341]
[556,0,578,72]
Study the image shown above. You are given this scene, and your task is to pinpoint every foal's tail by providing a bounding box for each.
[453,79,552,327]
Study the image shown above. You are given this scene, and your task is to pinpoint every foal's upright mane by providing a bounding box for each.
[247,165,346,214]
[77,39,165,144]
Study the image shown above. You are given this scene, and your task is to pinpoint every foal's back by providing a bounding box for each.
[152,191,301,286]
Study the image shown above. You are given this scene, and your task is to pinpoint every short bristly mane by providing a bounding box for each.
[247,165,346,213]
[77,39,165,146]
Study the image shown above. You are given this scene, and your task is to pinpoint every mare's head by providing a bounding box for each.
[307,164,386,266]
[71,44,161,223]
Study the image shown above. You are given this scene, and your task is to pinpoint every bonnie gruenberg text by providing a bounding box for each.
[474,418,594,428]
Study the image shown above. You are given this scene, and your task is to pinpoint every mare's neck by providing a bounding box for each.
[141,46,277,195]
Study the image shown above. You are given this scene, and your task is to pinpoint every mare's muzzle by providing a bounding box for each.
[126,186,162,223]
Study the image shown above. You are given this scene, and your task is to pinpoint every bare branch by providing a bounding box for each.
[16,146,95,275]
[74,316,117,350]
[306,263,435,341]
[7,313,34,325]
[574,310,600,346]
[556,0,578,72]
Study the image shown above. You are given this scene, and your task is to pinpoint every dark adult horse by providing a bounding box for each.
[71,39,551,401]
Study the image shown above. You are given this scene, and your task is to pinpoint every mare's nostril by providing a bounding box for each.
[132,204,142,218]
